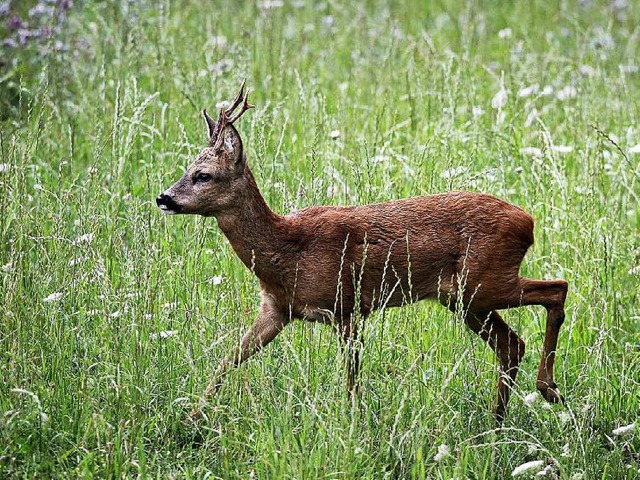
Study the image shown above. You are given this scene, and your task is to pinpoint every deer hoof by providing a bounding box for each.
[181,405,208,426]
[537,382,565,405]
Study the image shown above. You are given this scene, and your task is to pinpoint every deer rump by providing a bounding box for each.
[273,191,535,321]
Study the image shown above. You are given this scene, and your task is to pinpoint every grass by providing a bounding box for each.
[1,0,639,478]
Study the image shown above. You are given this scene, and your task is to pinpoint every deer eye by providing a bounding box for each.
[195,172,213,183]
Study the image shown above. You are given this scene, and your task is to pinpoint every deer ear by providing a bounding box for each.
[203,109,217,139]
[218,125,244,167]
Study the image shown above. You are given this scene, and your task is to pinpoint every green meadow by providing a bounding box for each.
[1,0,639,478]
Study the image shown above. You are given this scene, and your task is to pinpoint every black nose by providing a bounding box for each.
[156,193,182,213]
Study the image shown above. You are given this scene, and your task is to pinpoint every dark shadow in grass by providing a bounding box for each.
[167,404,219,450]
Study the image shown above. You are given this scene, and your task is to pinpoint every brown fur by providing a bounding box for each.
[157,84,568,423]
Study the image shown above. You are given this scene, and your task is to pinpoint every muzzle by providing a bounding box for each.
[156,193,182,214]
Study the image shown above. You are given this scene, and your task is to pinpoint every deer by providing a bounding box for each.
[156,81,568,423]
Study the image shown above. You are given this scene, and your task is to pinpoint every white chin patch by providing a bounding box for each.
[158,205,176,215]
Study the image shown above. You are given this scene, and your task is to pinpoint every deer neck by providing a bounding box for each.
[214,168,286,282]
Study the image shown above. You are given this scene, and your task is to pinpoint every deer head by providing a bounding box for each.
[156,80,254,217]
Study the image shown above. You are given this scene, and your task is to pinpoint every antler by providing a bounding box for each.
[209,80,255,149]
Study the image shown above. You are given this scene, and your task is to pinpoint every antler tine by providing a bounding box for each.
[203,108,217,138]
[211,107,230,149]
[223,79,247,117]
[209,81,254,150]
[227,89,254,124]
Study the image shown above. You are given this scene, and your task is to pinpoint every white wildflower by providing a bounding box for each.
[558,411,571,425]
[520,147,542,158]
[590,29,615,52]
[440,166,468,180]
[258,0,283,9]
[371,155,390,164]
[498,27,512,39]
[211,275,223,285]
[628,144,640,154]
[612,423,635,435]
[525,108,539,127]
[68,257,85,267]
[433,444,450,462]
[43,292,64,302]
[322,15,334,27]
[512,460,544,477]
[550,145,573,153]
[611,0,629,10]
[330,129,341,139]
[579,65,596,77]
[212,35,227,48]
[11,388,48,423]
[540,85,554,96]
[326,185,350,198]
[34,184,43,191]
[491,86,508,110]
[619,65,639,74]
[518,84,539,98]
[150,330,178,340]
[556,86,577,101]
[0,163,10,173]
[211,58,233,75]
[1,262,13,272]
[537,465,555,477]
[74,233,94,244]
[523,392,538,406]
[628,266,640,276]
[472,106,485,117]
[110,310,121,318]
[561,443,570,457]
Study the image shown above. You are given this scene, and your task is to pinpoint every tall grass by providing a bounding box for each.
[1,0,638,478]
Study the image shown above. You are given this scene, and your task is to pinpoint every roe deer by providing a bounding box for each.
[156,81,568,423]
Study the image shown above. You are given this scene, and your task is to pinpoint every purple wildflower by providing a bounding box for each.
[29,4,54,19]
[18,28,35,46]
[6,15,23,30]
[38,26,53,38]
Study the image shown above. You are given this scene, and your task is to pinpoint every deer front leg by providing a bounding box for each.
[189,294,288,419]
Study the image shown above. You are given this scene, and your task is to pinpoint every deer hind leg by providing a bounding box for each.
[335,315,363,398]
[465,310,525,423]
[519,278,568,404]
